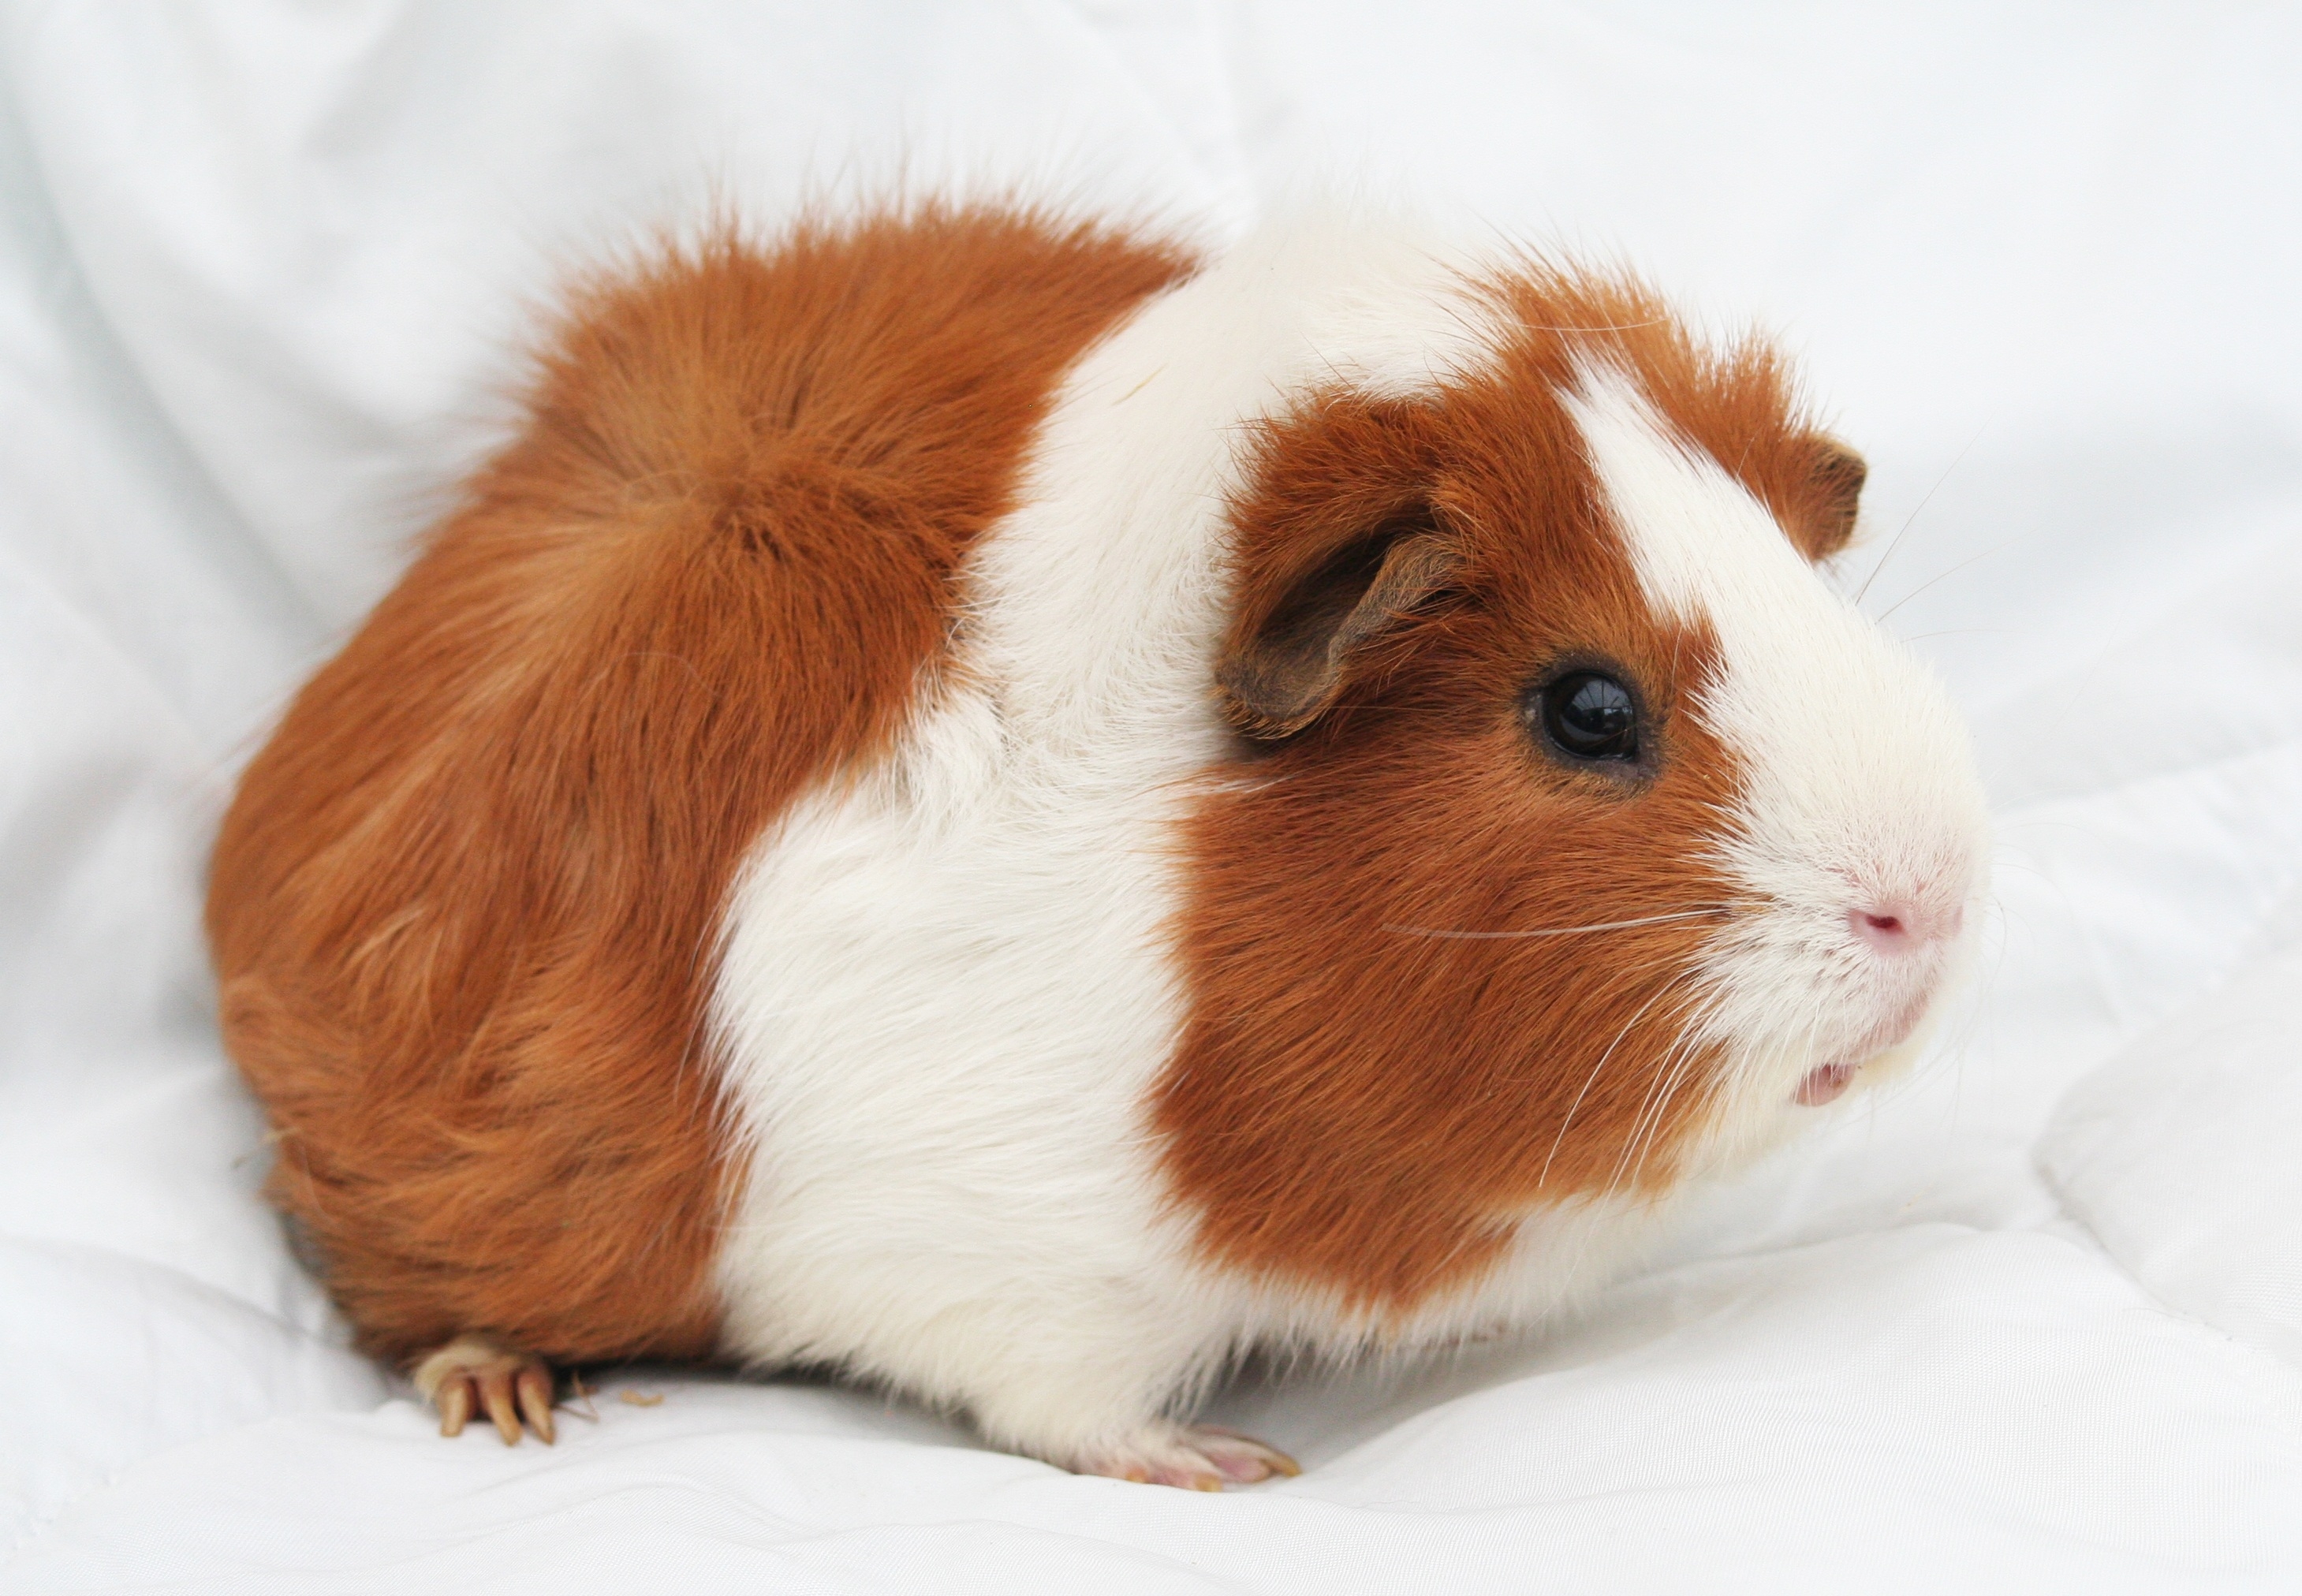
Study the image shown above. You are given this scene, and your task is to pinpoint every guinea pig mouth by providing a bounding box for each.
[1794,1063,1858,1106]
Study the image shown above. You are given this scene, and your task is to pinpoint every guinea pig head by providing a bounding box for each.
[1155,268,1990,1317]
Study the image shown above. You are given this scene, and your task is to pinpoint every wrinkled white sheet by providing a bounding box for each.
[3,3,2300,1590]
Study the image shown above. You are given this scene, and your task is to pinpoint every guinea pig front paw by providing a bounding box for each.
[1073,1423,1301,1490]
[410,1333,558,1445]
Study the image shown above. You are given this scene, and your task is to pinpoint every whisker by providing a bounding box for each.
[1873,546,1999,628]
[1607,1020,1707,1199]
[1538,964,1704,1190]
[1385,906,1730,940]
[1854,422,1986,606]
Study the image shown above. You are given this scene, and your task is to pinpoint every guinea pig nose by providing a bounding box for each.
[1847,899,1961,952]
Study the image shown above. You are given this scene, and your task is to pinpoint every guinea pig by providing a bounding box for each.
[205,200,1990,1490]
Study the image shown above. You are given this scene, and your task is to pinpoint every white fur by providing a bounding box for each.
[705,216,1989,1474]
[1562,364,1990,1172]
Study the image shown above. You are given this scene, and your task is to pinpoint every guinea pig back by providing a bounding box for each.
[207,202,1988,1486]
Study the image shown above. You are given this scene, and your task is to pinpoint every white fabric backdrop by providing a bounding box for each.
[3,3,2299,1590]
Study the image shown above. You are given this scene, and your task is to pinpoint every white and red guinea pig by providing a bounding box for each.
[205,202,1990,1489]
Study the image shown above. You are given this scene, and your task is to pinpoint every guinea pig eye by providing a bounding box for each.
[1536,670,1640,764]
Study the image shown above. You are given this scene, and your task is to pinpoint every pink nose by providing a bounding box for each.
[1848,899,1962,953]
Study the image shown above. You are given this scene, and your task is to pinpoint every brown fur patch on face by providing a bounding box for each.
[207,207,1192,1365]
[1158,268,1847,1318]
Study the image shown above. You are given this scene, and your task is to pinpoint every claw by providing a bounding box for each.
[478,1365,521,1445]
[1242,1441,1300,1479]
[438,1379,473,1438]
[1186,1427,1299,1482]
[516,1364,556,1445]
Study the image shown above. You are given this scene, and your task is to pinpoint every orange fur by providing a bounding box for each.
[207,207,1191,1364]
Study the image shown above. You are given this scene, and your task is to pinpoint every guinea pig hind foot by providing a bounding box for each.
[411,1333,558,1445]
[1073,1423,1301,1491]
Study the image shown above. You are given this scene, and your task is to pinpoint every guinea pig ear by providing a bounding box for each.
[1217,508,1461,739]
[1790,438,1867,561]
